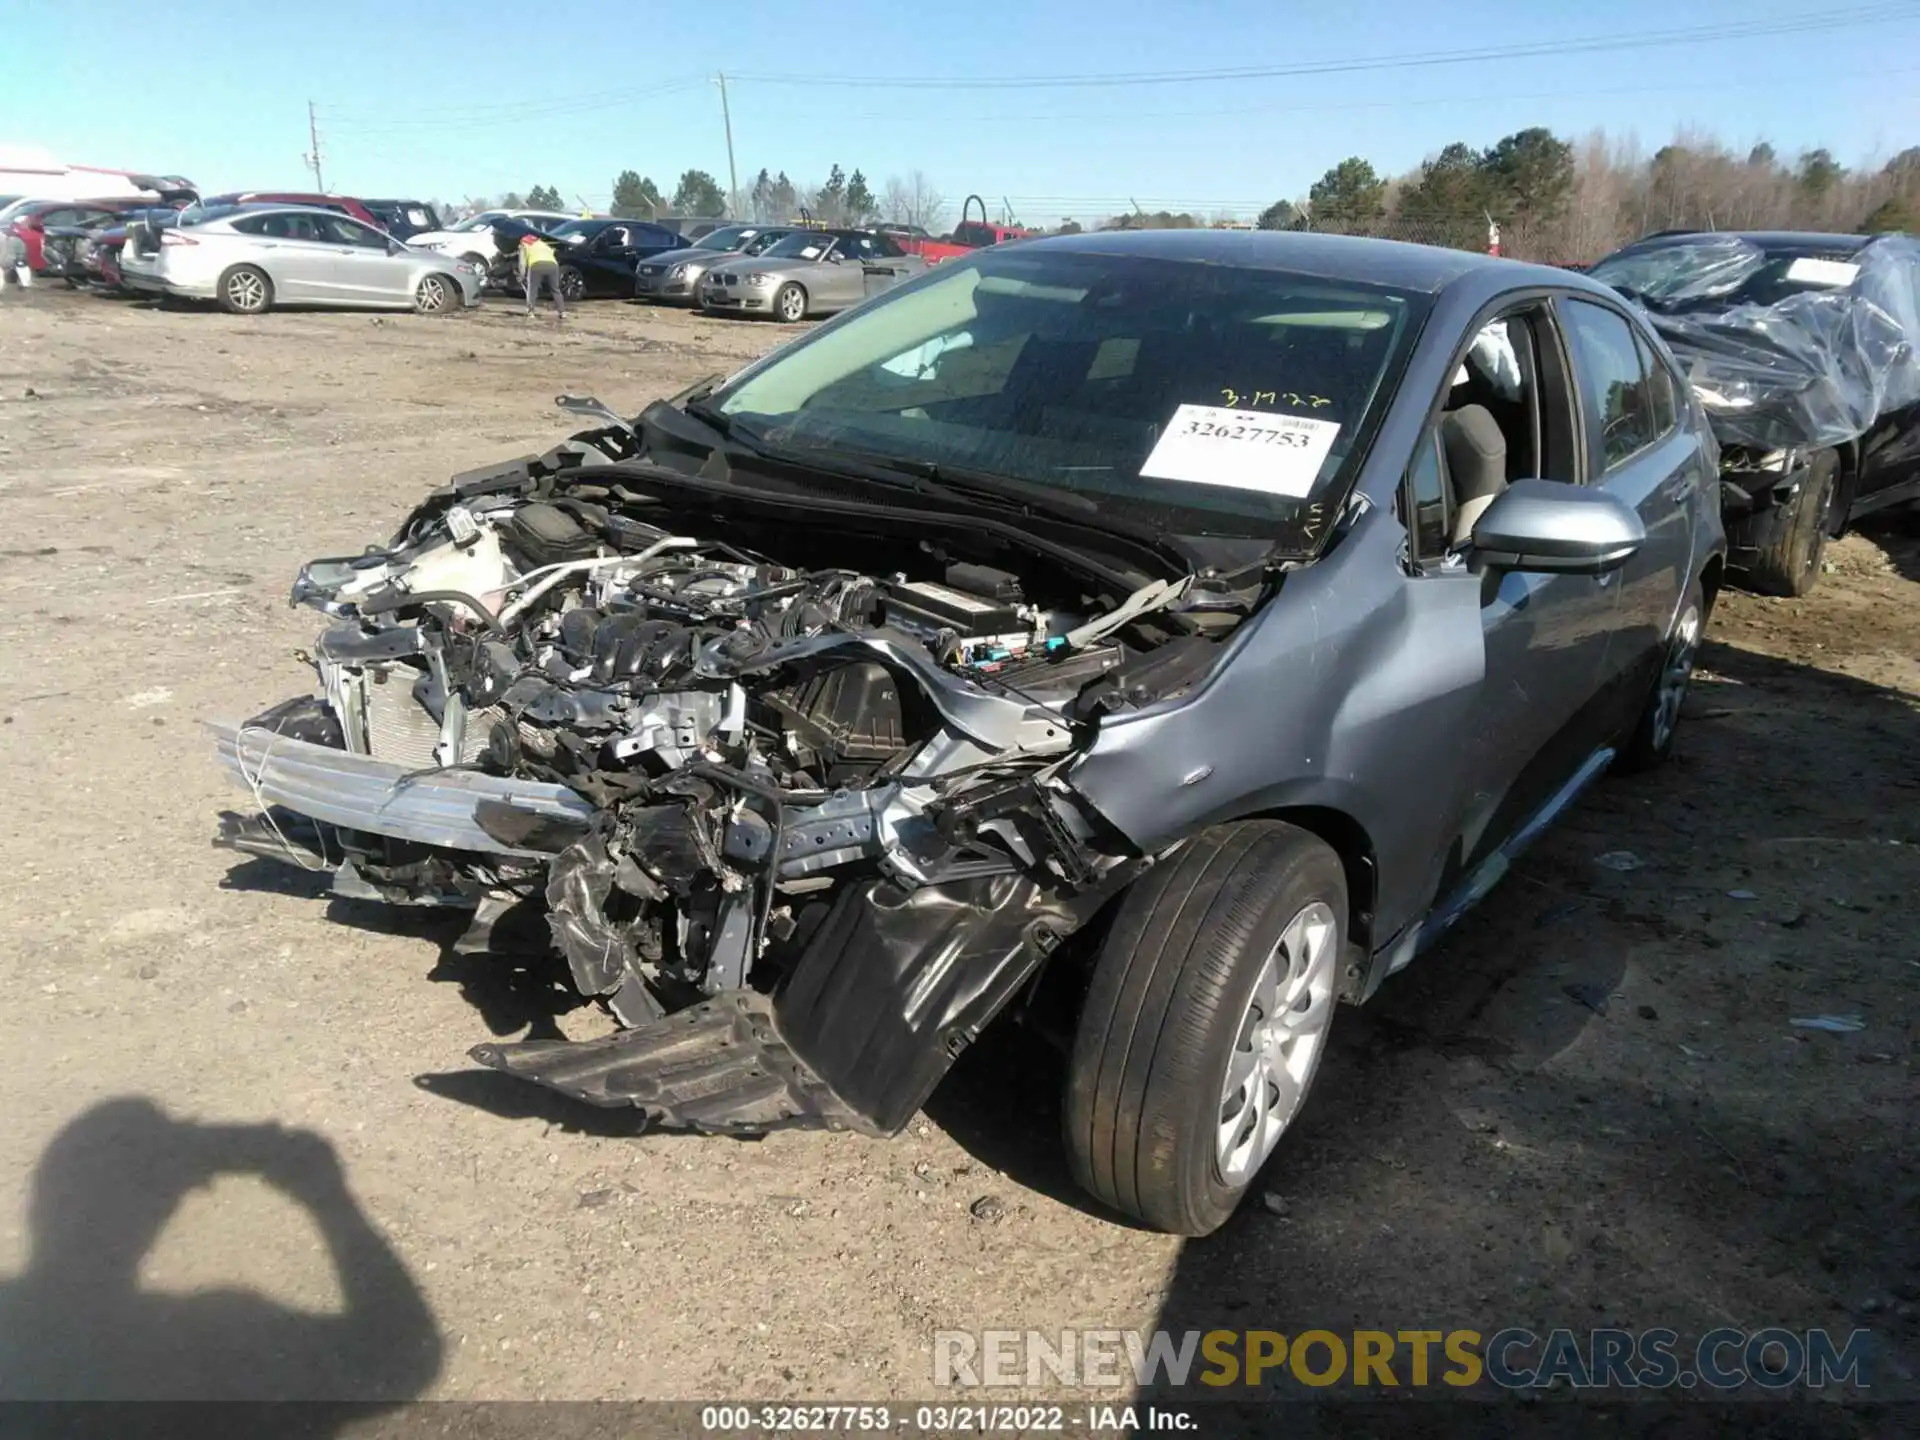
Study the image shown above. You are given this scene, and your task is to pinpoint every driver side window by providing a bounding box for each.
[1401,301,1589,564]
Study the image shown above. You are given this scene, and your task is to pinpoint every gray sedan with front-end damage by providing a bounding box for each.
[699,227,925,321]
[212,231,1724,1235]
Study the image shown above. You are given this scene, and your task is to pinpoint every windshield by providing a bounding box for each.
[1590,237,1864,310]
[761,232,832,261]
[447,212,502,232]
[742,230,788,255]
[696,226,750,251]
[547,220,597,241]
[714,248,1427,540]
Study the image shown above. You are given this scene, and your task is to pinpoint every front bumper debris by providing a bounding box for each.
[210,720,596,856]
[470,991,870,1135]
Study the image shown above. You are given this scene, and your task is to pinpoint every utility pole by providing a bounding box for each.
[304,100,326,192]
[713,73,739,218]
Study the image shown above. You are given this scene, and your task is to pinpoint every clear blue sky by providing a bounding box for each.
[4,0,1917,224]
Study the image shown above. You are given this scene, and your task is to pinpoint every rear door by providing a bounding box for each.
[1556,295,1700,734]
[237,211,338,300]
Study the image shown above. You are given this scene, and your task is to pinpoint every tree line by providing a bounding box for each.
[1200,127,1919,261]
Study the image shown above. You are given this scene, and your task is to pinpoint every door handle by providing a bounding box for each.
[1665,472,1696,502]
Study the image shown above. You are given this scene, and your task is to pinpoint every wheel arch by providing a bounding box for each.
[1827,441,1860,537]
[1228,803,1378,997]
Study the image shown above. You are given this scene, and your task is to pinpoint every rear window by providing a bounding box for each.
[177,201,243,226]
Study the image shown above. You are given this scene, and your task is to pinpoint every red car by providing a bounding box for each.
[8,197,157,272]
[195,191,383,228]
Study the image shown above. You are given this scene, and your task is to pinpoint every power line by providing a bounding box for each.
[811,60,1920,127]
[321,79,707,133]
[732,4,1918,90]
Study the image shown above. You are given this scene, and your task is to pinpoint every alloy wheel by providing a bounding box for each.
[1649,603,1702,751]
[1216,899,1339,1184]
[226,270,266,312]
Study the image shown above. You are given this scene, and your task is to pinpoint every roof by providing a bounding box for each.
[1625,229,1870,254]
[1015,227,1549,294]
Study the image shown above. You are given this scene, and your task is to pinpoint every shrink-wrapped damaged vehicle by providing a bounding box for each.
[1589,230,1920,594]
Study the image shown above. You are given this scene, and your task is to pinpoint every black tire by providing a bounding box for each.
[557,265,585,302]
[1064,820,1346,1236]
[217,265,272,315]
[414,272,458,314]
[1614,578,1709,774]
[774,282,808,323]
[1737,449,1837,597]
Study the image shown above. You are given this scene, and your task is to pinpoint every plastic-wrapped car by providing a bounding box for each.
[1589,230,1920,595]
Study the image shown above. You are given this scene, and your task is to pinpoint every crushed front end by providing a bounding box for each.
[214,426,1254,1136]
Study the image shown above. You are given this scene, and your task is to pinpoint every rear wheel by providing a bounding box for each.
[1614,579,1708,774]
[774,282,808,323]
[1064,821,1345,1236]
[557,265,585,302]
[414,273,457,314]
[1737,448,1837,597]
[218,265,272,315]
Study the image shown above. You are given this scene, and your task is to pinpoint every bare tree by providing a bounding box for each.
[882,171,947,232]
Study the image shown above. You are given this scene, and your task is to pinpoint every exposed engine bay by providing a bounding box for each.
[215,411,1265,1134]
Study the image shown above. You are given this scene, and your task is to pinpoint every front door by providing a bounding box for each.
[1444,304,1623,879]
[319,215,416,305]
[811,239,865,308]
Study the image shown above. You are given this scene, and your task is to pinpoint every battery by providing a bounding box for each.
[880,579,1024,639]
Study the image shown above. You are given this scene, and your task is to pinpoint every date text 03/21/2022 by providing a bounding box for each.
[698,1404,1195,1432]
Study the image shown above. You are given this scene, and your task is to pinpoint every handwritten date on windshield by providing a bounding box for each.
[1219,387,1332,409]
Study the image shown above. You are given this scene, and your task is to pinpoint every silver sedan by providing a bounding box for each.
[633,224,795,305]
[699,228,926,322]
[119,203,483,315]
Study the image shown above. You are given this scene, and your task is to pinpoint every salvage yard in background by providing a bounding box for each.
[0,294,1914,1404]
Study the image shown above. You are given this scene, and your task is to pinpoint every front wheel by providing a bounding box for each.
[218,265,272,315]
[1064,821,1345,1236]
[1735,448,1837,597]
[774,282,808,323]
[557,265,585,302]
[414,273,458,314]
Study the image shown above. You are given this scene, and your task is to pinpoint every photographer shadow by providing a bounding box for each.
[0,1097,442,1407]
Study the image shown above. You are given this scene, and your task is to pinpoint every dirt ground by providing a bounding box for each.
[0,288,1914,1418]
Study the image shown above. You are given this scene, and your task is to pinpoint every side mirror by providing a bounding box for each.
[1469,479,1645,575]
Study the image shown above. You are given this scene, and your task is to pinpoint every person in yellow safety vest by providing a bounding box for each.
[518,233,564,319]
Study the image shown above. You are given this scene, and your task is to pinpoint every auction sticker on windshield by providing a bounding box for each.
[1784,256,1860,287]
[1141,405,1341,497]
